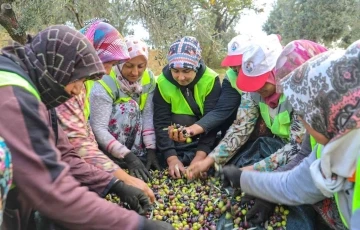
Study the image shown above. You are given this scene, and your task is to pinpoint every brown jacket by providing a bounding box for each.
[0,84,142,230]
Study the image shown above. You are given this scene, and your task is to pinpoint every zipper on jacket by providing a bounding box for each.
[186,88,190,97]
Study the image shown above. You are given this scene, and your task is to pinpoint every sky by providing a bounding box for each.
[133,0,276,40]
[235,0,276,37]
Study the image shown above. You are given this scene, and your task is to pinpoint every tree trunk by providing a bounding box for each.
[0,3,26,44]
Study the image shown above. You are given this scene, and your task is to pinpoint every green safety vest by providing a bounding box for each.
[84,80,95,121]
[312,136,359,229]
[255,94,292,140]
[99,69,153,109]
[84,69,155,120]
[0,70,41,190]
[225,69,242,94]
[0,70,40,100]
[157,67,217,116]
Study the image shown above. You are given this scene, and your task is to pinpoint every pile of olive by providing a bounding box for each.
[106,170,289,230]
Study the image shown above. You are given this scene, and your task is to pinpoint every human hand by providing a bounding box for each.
[145,149,161,170]
[167,156,185,179]
[123,175,155,203]
[124,152,151,182]
[167,125,187,143]
[242,196,275,224]
[221,165,242,188]
[109,180,151,215]
[186,156,214,180]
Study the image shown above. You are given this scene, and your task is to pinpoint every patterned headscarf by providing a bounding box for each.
[80,18,130,64]
[280,41,360,141]
[275,40,328,93]
[114,35,149,96]
[1,25,105,109]
[167,36,202,72]
[124,35,149,60]
[282,41,360,204]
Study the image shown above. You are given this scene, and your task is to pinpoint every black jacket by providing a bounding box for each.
[153,62,222,160]
[195,74,241,134]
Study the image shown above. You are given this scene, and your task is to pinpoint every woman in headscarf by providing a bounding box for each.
[0,25,172,230]
[55,19,155,200]
[153,36,222,179]
[90,35,159,181]
[221,39,360,230]
[240,40,343,230]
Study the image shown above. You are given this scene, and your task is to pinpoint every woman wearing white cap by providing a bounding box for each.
[221,40,360,230]
[186,34,300,174]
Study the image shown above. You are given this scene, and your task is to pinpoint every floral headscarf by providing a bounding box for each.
[80,18,130,64]
[281,41,360,207]
[280,45,360,140]
[167,36,202,72]
[275,40,328,93]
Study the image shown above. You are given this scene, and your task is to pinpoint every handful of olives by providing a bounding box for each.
[171,124,193,143]
[106,170,289,230]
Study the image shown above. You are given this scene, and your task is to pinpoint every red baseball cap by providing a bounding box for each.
[221,35,254,67]
[236,34,283,92]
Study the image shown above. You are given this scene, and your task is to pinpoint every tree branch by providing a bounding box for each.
[65,3,83,28]
[225,14,237,29]
[0,3,26,44]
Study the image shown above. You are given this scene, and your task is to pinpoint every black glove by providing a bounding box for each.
[146,149,161,170]
[221,165,242,188]
[142,217,175,230]
[124,152,151,182]
[109,180,151,215]
[242,196,275,224]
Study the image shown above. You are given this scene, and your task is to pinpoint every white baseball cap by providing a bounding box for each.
[221,34,254,67]
[237,34,283,92]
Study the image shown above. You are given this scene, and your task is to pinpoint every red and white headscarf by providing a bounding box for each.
[114,35,149,96]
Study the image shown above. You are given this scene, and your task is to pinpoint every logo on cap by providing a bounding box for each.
[244,61,254,74]
[231,42,239,51]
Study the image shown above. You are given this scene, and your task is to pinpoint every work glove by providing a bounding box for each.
[124,152,151,182]
[241,195,275,224]
[109,180,151,215]
[145,149,161,170]
[221,165,242,188]
[142,218,176,230]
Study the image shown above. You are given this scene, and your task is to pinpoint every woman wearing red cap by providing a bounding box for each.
[186,34,298,175]
[221,40,360,230]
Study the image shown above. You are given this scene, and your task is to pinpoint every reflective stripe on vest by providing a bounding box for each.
[0,70,41,190]
[157,67,217,116]
[0,71,40,100]
[315,144,353,228]
[310,135,317,150]
[258,94,292,140]
[225,69,242,94]
[84,80,95,121]
[98,69,153,110]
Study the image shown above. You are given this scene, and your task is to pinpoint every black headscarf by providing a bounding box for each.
[1,25,105,109]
